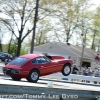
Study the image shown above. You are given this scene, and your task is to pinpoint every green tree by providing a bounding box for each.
[0,0,36,56]
[89,6,100,51]
[0,25,8,52]
[0,31,3,52]
[35,20,51,46]
[40,0,92,44]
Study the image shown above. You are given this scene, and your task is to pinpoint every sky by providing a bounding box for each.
[91,0,99,4]
[90,0,100,6]
[1,0,100,44]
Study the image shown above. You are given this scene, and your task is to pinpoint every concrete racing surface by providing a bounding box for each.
[0,63,100,100]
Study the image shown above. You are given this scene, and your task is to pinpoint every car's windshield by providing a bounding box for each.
[10,57,30,66]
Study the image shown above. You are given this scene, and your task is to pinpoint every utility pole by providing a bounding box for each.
[79,28,87,74]
[30,0,39,53]
[79,27,93,74]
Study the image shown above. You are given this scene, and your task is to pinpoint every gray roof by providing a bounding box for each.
[58,42,96,59]
[34,42,96,59]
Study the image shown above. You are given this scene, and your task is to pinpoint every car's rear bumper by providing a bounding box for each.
[3,67,21,78]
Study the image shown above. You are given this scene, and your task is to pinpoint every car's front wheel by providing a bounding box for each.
[26,69,40,83]
[11,76,21,81]
[62,64,71,76]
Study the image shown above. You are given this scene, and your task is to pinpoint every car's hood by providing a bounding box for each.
[5,63,21,70]
[52,59,73,64]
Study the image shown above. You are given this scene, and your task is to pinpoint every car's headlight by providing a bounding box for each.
[11,69,20,74]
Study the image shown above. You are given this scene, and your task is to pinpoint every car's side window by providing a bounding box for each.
[37,57,47,63]
[1,54,4,56]
[32,56,50,64]
[31,59,38,64]
[43,56,51,62]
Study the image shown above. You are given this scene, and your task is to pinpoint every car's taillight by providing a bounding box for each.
[11,69,20,74]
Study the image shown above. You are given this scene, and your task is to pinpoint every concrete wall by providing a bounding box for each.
[0,84,99,100]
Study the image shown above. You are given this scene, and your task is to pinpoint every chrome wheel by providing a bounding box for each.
[27,69,40,83]
[64,65,70,74]
[62,64,71,76]
[31,72,39,81]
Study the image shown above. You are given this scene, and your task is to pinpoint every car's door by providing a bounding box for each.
[32,56,62,75]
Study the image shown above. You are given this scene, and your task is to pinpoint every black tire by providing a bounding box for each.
[26,69,40,83]
[62,64,71,76]
[11,76,21,81]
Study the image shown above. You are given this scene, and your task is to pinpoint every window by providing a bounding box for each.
[9,54,13,58]
[10,57,29,66]
[32,59,38,64]
[43,56,51,62]
[2,53,8,57]
[32,56,50,64]
[0,53,2,56]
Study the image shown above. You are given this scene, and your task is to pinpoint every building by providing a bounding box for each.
[29,42,98,71]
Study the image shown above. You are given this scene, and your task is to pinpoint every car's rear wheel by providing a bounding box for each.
[26,69,40,83]
[11,76,21,81]
[62,64,71,76]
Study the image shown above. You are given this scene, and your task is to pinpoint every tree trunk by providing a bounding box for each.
[30,0,40,53]
[16,38,22,56]
[0,41,2,52]
[66,31,70,43]
[8,34,13,53]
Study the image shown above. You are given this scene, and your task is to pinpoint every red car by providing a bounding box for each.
[3,54,73,83]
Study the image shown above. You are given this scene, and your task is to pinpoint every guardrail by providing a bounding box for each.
[43,73,100,86]
[65,74,100,85]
